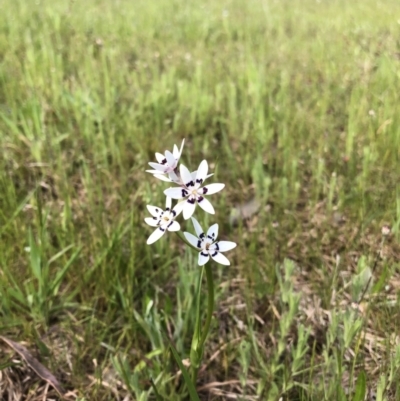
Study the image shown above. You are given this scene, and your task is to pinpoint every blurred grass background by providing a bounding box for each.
[1,0,400,399]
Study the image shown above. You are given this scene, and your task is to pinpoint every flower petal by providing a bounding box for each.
[172,200,185,216]
[168,171,180,183]
[173,139,185,159]
[199,183,225,196]
[197,197,215,214]
[147,205,163,217]
[145,217,159,227]
[195,160,208,187]
[180,164,194,187]
[146,170,172,182]
[210,251,230,265]
[165,150,176,169]
[153,174,172,182]
[165,196,172,209]
[147,227,166,244]
[213,241,236,252]
[198,252,210,266]
[183,200,196,220]
[164,187,189,199]
[155,152,165,163]
[148,162,166,172]
[191,217,204,238]
[206,224,219,242]
[184,232,201,248]
[191,171,213,181]
[179,139,185,157]
[173,144,179,158]
[167,220,180,232]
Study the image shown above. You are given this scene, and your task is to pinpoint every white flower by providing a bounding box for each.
[164,160,224,220]
[184,218,236,266]
[146,139,185,182]
[144,197,181,244]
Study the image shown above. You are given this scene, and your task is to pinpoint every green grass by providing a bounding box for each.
[1,0,400,399]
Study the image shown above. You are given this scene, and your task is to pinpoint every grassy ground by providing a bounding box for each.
[1,0,400,399]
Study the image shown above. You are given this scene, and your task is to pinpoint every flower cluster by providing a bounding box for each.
[144,139,236,265]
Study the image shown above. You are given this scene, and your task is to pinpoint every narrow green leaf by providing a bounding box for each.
[150,378,164,401]
[352,370,366,401]
[49,246,82,295]
[47,244,74,265]
[28,228,42,284]
[0,361,18,370]
[372,265,388,294]
[0,189,37,234]
[190,266,204,369]
[164,336,201,401]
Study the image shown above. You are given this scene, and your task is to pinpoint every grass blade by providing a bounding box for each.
[164,335,201,401]
[150,378,164,401]
[352,370,366,401]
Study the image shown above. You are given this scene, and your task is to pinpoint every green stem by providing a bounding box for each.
[175,231,215,382]
[190,263,215,384]
[199,263,214,348]
[190,265,204,383]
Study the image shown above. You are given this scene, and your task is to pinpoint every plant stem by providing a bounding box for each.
[190,266,204,382]
[199,263,214,349]
[175,231,215,382]
[190,263,215,384]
